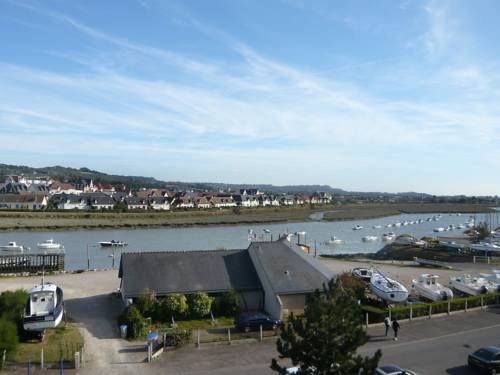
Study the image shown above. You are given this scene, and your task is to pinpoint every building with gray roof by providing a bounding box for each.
[119,239,334,319]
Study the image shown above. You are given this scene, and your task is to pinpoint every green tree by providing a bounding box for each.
[118,305,146,339]
[135,289,155,316]
[152,294,188,322]
[474,222,490,241]
[271,278,381,375]
[218,289,240,316]
[0,318,19,352]
[187,292,213,319]
[114,201,128,212]
[0,290,28,324]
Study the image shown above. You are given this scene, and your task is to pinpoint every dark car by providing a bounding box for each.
[236,312,282,332]
[468,346,500,374]
[375,365,418,375]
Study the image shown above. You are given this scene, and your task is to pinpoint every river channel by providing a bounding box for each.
[0,212,492,271]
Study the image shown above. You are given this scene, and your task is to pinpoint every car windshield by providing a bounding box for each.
[474,349,495,360]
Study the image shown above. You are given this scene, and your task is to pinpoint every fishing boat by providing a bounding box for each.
[23,281,64,332]
[99,240,128,247]
[37,239,64,250]
[352,225,363,231]
[351,267,373,282]
[362,235,378,242]
[325,236,343,245]
[411,274,453,301]
[449,275,499,296]
[0,241,29,252]
[370,270,408,303]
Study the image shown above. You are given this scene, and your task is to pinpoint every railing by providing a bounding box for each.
[0,253,65,273]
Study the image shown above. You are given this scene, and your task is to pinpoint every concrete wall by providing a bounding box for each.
[279,293,306,317]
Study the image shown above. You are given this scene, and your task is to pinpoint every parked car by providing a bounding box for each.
[468,346,500,374]
[375,365,418,375]
[236,312,282,333]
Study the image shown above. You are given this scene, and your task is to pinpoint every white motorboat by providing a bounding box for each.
[0,241,29,252]
[449,275,499,296]
[352,225,363,231]
[411,274,453,301]
[433,227,445,232]
[470,242,500,253]
[351,267,373,282]
[23,281,64,332]
[325,236,343,245]
[99,240,128,247]
[372,225,382,229]
[37,239,64,250]
[479,270,500,284]
[382,232,396,241]
[362,235,378,242]
[394,222,402,227]
[370,270,408,303]
[456,224,465,229]
[386,224,393,228]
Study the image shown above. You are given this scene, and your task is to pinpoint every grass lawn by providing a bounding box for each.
[10,324,83,364]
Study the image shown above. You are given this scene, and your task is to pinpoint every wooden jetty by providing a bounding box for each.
[0,253,65,273]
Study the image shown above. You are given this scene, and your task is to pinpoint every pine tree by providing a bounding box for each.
[271,278,381,375]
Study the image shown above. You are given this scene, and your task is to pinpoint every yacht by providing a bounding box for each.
[449,275,499,296]
[37,239,64,250]
[23,281,64,332]
[99,240,128,247]
[362,235,378,242]
[325,236,343,245]
[411,274,453,301]
[351,267,373,282]
[370,270,408,303]
[0,241,29,252]
[352,225,363,231]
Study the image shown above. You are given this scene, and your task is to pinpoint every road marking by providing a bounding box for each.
[361,322,500,352]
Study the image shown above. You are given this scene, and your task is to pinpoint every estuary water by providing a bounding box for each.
[0,212,490,271]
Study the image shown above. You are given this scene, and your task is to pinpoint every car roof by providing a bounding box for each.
[378,365,404,374]
[482,346,500,354]
[239,312,269,319]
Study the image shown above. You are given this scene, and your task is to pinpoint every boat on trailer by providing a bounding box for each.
[23,282,64,332]
[370,270,408,303]
[411,274,453,301]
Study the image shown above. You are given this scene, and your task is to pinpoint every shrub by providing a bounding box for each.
[135,289,155,316]
[152,294,188,323]
[0,290,28,324]
[0,318,19,352]
[187,292,213,319]
[118,305,146,339]
[164,329,192,347]
[218,289,240,316]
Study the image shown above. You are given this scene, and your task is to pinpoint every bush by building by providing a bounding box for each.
[118,305,146,339]
[152,294,188,322]
[187,292,214,319]
[217,289,240,317]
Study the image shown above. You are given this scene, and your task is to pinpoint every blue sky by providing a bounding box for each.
[1,0,499,195]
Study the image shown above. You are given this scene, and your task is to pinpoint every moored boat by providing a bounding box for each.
[23,282,64,332]
[362,235,378,242]
[37,239,64,250]
[99,240,128,247]
[411,274,453,301]
[0,241,29,252]
[352,225,363,231]
[325,236,343,245]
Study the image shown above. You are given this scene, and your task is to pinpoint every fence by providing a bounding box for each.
[363,292,500,325]
[0,253,65,273]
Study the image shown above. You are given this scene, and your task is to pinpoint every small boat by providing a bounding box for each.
[23,281,64,332]
[479,270,500,284]
[385,224,393,228]
[263,229,271,233]
[362,235,378,242]
[352,225,363,231]
[351,267,372,282]
[449,275,499,296]
[433,227,445,232]
[99,240,128,247]
[370,270,408,303]
[456,224,465,229]
[372,225,382,229]
[326,236,343,244]
[37,239,64,250]
[382,232,396,241]
[411,274,453,301]
[0,241,29,252]
[394,222,402,227]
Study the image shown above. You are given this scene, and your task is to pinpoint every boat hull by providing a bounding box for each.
[370,284,408,303]
[412,283,453,301]
[23,308,63,332]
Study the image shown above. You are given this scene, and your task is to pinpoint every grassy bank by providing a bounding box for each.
[0,202,493,232]
[323,203,493,221]
[0,205,336,231]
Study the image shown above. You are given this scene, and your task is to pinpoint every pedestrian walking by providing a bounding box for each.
[392,318,400,341]
[383,316,391,336]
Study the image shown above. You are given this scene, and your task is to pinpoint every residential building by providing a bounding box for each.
[125,197,148,210]
[210,196,237,208]
[56,194,89,210]
[0,194,48,210]
[196,196,211,209]
[148,197,171,210]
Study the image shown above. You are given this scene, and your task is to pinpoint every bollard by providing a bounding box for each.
[388,309,391,321]
[447,301,451,315]
[41,348,44,369]
[365,313,369,328]
[228,328,231,344]
[197,330,200,348]
[481,296,484,309]
[260,325,263,342]
[428,304,432,319]
[28,360,31,375]
[473,256,476,264]
[74,352,80,369]
[81,345,85,368]
[465,299,468,312]
[410,306,413,321]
